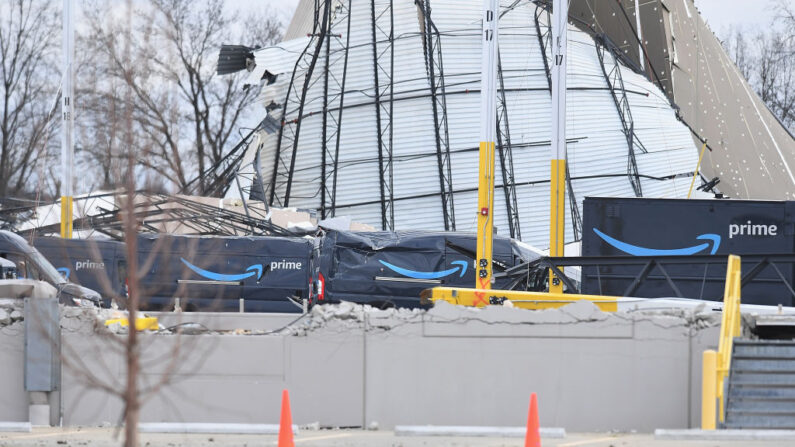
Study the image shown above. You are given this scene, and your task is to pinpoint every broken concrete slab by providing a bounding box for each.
[0,280,57,299]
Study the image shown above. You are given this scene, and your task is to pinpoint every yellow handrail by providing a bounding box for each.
[702,254,742,429]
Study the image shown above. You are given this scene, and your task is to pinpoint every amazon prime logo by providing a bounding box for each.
[593,228,721,256]
[729,221,778,239]
[76,260,105,271]
[270,260,303,270]
[181,258,263,281]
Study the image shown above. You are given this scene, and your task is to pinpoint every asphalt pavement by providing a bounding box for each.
[2,428,795,447]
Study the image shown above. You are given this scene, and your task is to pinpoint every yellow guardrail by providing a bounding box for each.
[701,254,742,429]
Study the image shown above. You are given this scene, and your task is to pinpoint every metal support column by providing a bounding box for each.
[420,0,456,231]
[595,36,647,197]
[370,0,395,231]
[61,0,75,238]
[535,1,582,241]
[549,0,567,293]
[495,53,521,240]
[320,1,352,219]
[271,0,331,207]
[475,0,499,294]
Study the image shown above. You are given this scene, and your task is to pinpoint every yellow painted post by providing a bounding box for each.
[60,196,73,238]
[701,349,717,430]
[549,159,565,293]
[476,141,496,292]
[548,0,568,294]
[60,0,75,239]
[474,0,499,298]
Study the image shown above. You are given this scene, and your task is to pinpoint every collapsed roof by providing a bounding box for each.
[224,0,710,248]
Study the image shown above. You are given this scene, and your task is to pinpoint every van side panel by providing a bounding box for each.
[314,230,535,308]
[137,234,311,312]
[33,238,124,306]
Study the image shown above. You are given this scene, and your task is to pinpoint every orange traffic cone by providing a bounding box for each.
[524,392,541,447]
[278,389,294,447]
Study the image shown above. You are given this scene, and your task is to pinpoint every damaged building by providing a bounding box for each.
[218,0,795,249]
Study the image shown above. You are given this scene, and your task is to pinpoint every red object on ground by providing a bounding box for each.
[278,389,294,447]
[525,392,541,447]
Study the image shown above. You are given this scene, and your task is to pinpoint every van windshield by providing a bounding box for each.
[0,231,65,285]
[27,247,66,285]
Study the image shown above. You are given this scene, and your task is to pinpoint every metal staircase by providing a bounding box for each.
[725,339,795,429]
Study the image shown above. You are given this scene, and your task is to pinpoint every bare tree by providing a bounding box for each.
[721,25,753,82]
[80,0,282,193]
[0,0,60,199]
[722,1,795,132]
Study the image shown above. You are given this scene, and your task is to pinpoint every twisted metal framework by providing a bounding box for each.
[419,0,456,231]
[534,1,583,241]
[370,0,395,230]
[495,53,521,240]
[17,193,297,241]
[320,0,353,219]
[179,125,260,199]
[595,35,647,198]
[271,0,332,207]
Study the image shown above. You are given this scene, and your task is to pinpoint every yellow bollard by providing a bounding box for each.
[702,349,718,430]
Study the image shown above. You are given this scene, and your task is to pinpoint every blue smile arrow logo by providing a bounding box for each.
[180,258,264,281]
[379,260,469,280]
[57,267,70,279]
[593,228,721,256]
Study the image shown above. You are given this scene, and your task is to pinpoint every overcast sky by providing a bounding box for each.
[694,0,779,34]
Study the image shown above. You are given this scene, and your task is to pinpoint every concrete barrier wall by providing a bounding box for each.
[0,321,27,422]
[4,301,721,432]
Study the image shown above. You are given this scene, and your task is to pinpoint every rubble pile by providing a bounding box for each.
[0,299,23,328]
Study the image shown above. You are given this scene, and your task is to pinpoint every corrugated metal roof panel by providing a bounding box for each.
[247,38,311,87]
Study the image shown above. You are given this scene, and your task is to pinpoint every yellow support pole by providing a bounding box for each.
[701,349,717,430]
[60,195,73,238]
[474,0,499,300]
[548,0,568,294]
[476,141,496,293]
[61,0,75,239]
[549,159,565,293]
[687,141,708,199]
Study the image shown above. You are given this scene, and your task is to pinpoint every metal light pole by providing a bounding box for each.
[549,0,568,293]
[475,0,499,291]
[61,0,74,238]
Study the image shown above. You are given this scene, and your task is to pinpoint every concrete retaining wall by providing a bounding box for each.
[1,300,720,432]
